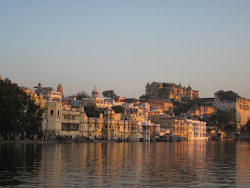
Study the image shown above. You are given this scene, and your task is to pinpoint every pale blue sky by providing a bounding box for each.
[1,0,250,98]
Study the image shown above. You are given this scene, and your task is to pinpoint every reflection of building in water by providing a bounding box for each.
[236,142,250,186]
[6,142,246,187]
[37,144,62,187]
[206,142,237,186]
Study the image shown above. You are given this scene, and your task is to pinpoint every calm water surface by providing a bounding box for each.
[0,141,250,187]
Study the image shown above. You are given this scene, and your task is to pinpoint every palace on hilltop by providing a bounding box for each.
[145,82,199,101]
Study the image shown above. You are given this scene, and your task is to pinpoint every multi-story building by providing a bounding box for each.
[236,98,250,128]
[105,96,125,107]
[35,83,63,102]
[145,82,199,101]
[66,96,84,108]
[80,107,154,141]
[147,100,173,114]
[187,106,216,119]
[42,101,155,141]
[149,115,207,140]
[185,119,207,140]
[213,95,250,129]
[42,101,87,139]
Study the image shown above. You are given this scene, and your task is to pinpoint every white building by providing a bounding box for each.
[185,119,207,141]
[35,83,63,102]
[82,86,112,108]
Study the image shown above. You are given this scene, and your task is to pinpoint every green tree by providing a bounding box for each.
[245,120,250,132]
[173,99,205,116]
[76,90,90,100]
[84,105,104,117]
[158,88,169,99]
[207,110,236,132]
[173,104,187,116]
[139,94,150,100]
[0,80,43,139]
[215,90,240,101]
[102,90,117,98]
[112,105,125,113]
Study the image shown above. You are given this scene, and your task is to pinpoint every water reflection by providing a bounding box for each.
[0,144,42,186]
[0,141,250,187]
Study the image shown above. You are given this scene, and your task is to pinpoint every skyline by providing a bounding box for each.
[1,0,250,98]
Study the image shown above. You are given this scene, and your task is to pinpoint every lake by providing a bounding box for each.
[0,141,250,187]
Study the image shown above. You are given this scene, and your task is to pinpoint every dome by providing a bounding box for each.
[92,86,99,94]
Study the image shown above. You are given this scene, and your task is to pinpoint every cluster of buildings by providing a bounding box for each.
[2,74,250,141]
[18,80,207,141]
[146,81,250,130]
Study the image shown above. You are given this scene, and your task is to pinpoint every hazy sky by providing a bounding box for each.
[1,0,250,98]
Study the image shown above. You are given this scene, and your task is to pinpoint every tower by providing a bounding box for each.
[57,84,64,97]
[92,86,99,98]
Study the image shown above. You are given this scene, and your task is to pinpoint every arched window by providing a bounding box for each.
[58,110,60,115]
[51,110,53,115]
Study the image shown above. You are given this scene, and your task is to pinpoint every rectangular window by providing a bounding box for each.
[62,123,79,131]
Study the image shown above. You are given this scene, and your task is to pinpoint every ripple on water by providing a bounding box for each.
[0,141,250,187]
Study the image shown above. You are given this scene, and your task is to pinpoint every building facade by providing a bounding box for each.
[187,106,216,119]
[145,82,199,101]
[213,95,250,129]
[35,83,63,102]
[149,115,207,140]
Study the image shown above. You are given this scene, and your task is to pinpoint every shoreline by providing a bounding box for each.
[0,140,61,144]
[0,139,246,144]
[0,140,128,144]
